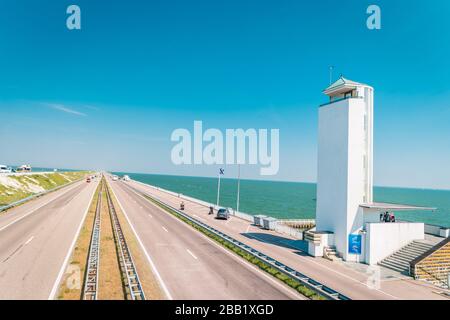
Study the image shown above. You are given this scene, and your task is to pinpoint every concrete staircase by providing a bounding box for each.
[379,241,434,274]
[323,246,342,262]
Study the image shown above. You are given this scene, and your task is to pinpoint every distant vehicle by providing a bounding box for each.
[16,164,31,172]
[216,208,230,220]
[86,177,91,183]
[123,175,130,181]
[112,175,118,181]
[0,165,12,173]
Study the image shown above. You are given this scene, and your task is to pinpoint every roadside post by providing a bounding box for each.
[216,168,224,208]
[236,164,241,213]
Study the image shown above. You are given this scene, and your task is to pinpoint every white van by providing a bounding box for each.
[0,165,12,173]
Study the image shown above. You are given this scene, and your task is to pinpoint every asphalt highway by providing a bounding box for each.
[0,179,99,299]
[107,176,305,300]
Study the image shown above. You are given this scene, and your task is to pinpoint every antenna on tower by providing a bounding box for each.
[329,66,335,85]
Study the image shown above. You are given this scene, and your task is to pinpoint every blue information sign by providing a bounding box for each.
[348,234,362,254]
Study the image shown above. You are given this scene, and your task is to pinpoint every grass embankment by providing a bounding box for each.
[0,171,89,207]
[143,194,326,300]
[57,181,101,300]
[105,182,165,300]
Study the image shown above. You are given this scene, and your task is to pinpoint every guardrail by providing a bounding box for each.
[124,183,350,301]
[0,178,84,213]
[105,181,146,300]
[83,181,103,300]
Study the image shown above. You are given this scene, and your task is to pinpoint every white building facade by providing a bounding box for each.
[315,77,373,262]
[309,77,430,264]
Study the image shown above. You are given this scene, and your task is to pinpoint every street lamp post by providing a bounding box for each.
[236,164,241,213]
[216,168,224,208]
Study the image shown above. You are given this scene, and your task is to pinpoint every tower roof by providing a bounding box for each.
[323,76,369,96]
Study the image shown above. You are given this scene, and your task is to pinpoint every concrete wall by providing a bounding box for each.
[316,97,368,261]
[365,222,425,265]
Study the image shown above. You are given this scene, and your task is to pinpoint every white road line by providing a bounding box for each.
[186,249,198,260]
[148,213,153,218]
[0,182,82,233]
[108,180,173,300]
[24,236,34,245]
[162,226,169,233]
[48,180,97,300]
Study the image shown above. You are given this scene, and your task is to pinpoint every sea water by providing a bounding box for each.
[114,172,450,228]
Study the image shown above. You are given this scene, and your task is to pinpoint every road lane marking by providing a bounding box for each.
[108,180,173,300]
[24,236,34,245]
[186,249,198,260]
[0,182,82,233]
[48,180,98,300]
[148,213,153,218]
[162,226,169,233]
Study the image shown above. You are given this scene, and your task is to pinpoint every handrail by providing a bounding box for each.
[319,96,363,107]
[410,237,450,267]
[415,265,449,289]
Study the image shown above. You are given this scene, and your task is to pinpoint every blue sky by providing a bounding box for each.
[0,0,449,189]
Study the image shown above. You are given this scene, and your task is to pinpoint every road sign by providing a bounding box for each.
[348,234,362,254]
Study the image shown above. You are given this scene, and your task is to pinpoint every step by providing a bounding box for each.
[392,251,422,260]
[402,245,429,253]
[397,249,425,258]
[385,256,411,266]
[379,261,408,273]
[386,253,412,264]
[380,260,409,272]
[382,256,410,266]
[383,259,410,270]
[404,245,431,253]
[412,241,434,248]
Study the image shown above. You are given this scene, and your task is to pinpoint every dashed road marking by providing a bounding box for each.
[186,249,198,260]
[24,236,34,245]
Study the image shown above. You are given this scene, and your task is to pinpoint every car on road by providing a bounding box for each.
[0,165,12,173]
[86,177,91,183]
[112,175,118,181]
[216,208,230,220]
